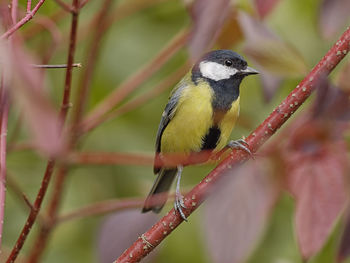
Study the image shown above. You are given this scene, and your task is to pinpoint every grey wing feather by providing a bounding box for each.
[154,78,189,173]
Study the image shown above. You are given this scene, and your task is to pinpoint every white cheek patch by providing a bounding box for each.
[199,61,238,81]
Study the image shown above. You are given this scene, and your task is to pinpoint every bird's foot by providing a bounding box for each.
[174,192,187,221]
[227,139,253,157]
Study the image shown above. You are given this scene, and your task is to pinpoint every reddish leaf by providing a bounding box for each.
[319,0,350,39]
[204,160,279,263]
[312,75,350,121]
[8,41,65,157]
[254,0,281,19]
[188,0,231,60]
[239,12,308,77]
[337,61,350,91]
[338,209,350,262]
[238,11,277,42]
[259,68,282,102]
[283,119,348,260]
[216,10,244,49]
[97,210,159,263]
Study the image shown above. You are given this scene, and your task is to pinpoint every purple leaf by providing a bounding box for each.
[204,160,279,263]
[337,61,350,91]
[188,0,231,61]
[338,209,350,262]
[9,41,65,157]
[239,12,308,77]
[319,0,350,39]
[258,68,282,102]
[254,0,281,19]
[284,118,348,260]
[216,11,244,50]
[312,76,350,121]
[97,209,159,263]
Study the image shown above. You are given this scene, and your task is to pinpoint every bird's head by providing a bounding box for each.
[192,50,259,82]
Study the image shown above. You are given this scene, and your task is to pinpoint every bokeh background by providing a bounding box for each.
[1,0,350,262]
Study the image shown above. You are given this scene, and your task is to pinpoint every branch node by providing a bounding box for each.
[140,234,154,249]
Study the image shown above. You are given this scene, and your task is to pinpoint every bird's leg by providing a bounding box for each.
[174,165,187,221]
[227,138,253,156]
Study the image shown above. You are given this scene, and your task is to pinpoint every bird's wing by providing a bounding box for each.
[154,74,190,174]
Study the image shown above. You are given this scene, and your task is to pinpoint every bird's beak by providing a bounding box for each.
[239,66,259,75]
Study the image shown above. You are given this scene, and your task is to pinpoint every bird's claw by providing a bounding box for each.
[174,194,187,221]
[227,139,254,158]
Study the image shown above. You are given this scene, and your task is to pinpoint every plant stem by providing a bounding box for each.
[0,79,9,249]
[5,0,80,261]
[57,198,145,223]
[30,63,81,69]
[1,0,47,39]
[80,29,189,133]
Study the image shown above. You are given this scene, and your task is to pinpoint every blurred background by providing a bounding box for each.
[1,0,350,262]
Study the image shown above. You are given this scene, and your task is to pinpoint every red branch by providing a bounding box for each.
[113,26,350,263]
[1,0,47,39]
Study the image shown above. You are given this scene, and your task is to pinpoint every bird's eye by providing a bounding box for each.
[224,59,233,67]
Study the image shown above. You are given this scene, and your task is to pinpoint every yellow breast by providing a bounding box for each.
[161,82,213,154]
[160,82,240,155]
[215,97,240,151]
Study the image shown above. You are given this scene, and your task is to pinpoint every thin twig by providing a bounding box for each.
[113,26,350,263]
[53,0,74,13]
[6,175,33,210]
[79,0,90,9]
[69,151,154,166]
[30,63,82,69]
[26,0,32,13]
[59,2,80,123]
[0,79,9,249]
[101,0,168,34]
[5,0,80,262]
[26,2,115,259]
[71,0,114,132]
[57,198,145,223]
[6,159,55,263]
[77,0,166,45]
[79,28,189,133]
[22,9,67,41]
[24,0,100,260]
[104,63,189,122]
[1,0,47,39]
[11,0,18,24]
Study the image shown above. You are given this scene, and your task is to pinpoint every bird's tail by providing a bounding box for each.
[142,168,177,213]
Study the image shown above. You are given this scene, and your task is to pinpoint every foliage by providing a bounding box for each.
[0,0,350,262]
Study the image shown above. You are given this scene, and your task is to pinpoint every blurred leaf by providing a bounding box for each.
[283,118,348,260]
[338,209,350,262]
[337,62,350,91]
[188,0,231,60]
[254,0,281,19]
[239,12,308,77]
[8,41,65,157]
[244,39,308,77]
[238,11,277,41]
[319,0,350,39]
[259,69,282,102]
[216,10,243,49]
[312,75,350,121]
[204,160,280,263]
[97,209,159,263]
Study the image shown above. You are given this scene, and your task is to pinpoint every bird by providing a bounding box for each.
[142,50,259,220]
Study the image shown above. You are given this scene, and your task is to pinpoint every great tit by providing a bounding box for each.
[142,50,259,220]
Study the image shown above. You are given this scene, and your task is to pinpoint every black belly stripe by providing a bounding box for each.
[201,126,221,150]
